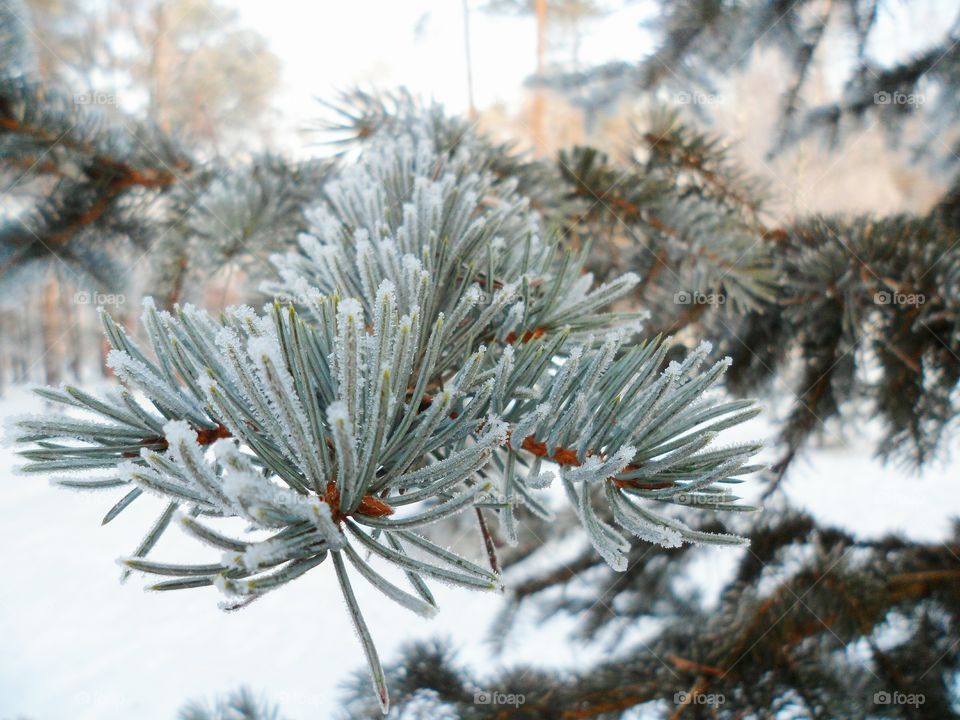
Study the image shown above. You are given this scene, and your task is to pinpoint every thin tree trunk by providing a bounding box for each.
[531,0,548,154]
[41,274,63,386]
[462,0,477,121]
[15,305,29,383]
[149,3,172,134]
[0,312,8,394]
[61,281,83,381]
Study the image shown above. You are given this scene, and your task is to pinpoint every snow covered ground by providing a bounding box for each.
[1,384,957,719]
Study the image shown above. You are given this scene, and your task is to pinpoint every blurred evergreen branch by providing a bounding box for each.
[0,0,329,306]
[342,514,960,719]
[325,90,960,473]
[179,687,286,720]
[528,0,960,160]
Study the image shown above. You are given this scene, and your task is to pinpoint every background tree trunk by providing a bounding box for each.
[531,0,547,154]
[40,273,63,386]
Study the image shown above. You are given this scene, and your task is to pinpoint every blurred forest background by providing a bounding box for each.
[3,1,960,718]
[1,0,954,389]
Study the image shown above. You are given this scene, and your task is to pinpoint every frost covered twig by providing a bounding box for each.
[12,115,761,712]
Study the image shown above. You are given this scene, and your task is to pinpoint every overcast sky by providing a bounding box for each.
[223,0,960,157]
[230,0,656,149]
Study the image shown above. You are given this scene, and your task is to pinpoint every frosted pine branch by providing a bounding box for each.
[13,115,762,713]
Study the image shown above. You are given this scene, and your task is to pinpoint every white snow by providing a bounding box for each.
[1,385,958,718]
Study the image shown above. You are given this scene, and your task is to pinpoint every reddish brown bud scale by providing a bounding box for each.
[136,423,233,454]
[505,326,547,344]
[355,494,395,518]
[519,435,582,466]
[195,423,232,445]
[514,435,675,491]
[324,481,394,524]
